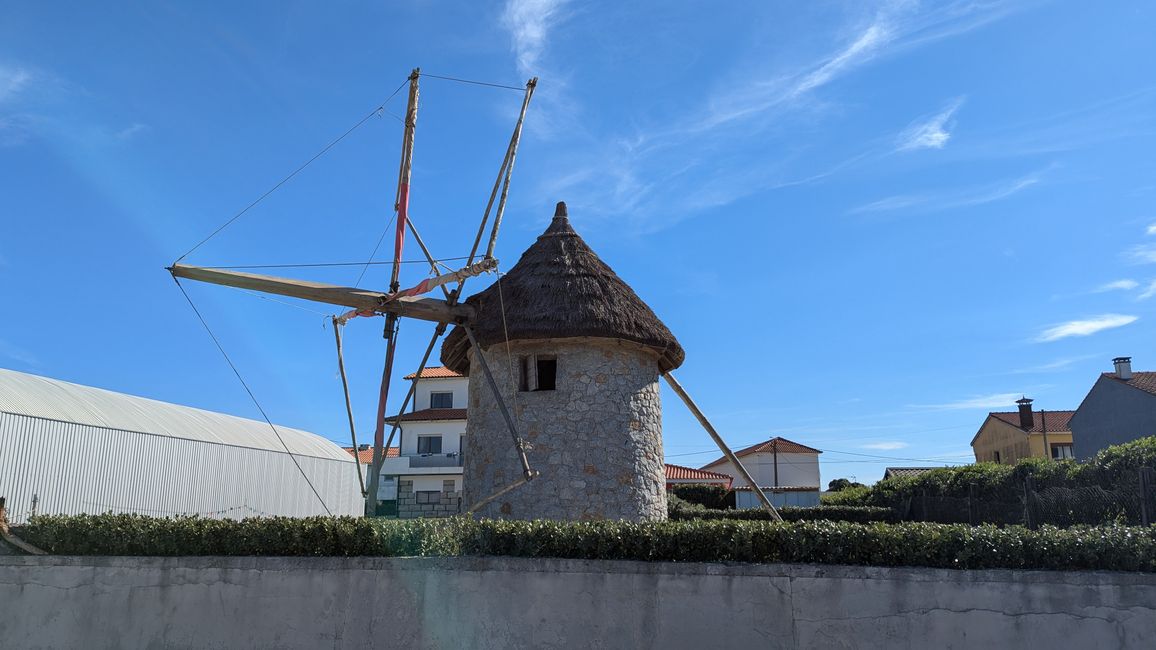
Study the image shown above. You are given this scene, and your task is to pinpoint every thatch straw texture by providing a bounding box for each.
[441,202,684,374]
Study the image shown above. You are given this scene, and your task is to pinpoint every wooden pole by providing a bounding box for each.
[167,265,472,324]
[365,315,400,516]
[484,78,537,260]
[391,68,420,293]
[662,372,782,521]
[332,319,366,496]
[381,324,447,459]
[462,325,535,480]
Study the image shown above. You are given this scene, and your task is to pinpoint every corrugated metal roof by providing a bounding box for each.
[0,368,353,462]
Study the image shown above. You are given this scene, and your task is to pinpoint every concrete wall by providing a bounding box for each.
[1070,375,1156,459]
[1,555,1153,649]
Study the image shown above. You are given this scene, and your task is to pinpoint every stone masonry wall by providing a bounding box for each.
[463,338,667,521]
[397,479,461,519]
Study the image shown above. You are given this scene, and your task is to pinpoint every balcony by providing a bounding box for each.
[378,452,464,476]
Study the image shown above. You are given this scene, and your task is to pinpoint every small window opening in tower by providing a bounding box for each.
[519,355,557,392]
[535,357,556,391]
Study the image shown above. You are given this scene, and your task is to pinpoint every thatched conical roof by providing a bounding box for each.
[440,202,684,374]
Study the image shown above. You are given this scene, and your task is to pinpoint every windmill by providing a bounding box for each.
[169,69,782,521]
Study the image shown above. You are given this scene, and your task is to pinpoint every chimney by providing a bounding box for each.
[1016,397,1034,430]
[1113,356,1133,380]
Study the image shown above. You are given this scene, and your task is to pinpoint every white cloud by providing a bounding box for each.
[0,338,38,366]
[1095,279,1139,292]
[792,23,894,99]
[1009,355,1097,374]
[1147,223,1156,236]
[897,97,965,151]
[1123,244,1156,264]
[1037,314,1138,342]
[913,392,1024,410]
[501,0,571,76]
[114,123,149,140]
[850,168,1044,214]
[1138,281,1156,301]
[861,441,909,450]
[0,64,32,103]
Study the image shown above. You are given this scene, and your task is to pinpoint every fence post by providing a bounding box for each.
[1023,475,1036,529]
[921,489,928,522]
[1141,468,1153,527]
[968,483,976,526]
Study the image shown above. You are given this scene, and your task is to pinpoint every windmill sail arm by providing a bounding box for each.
[168,264,473,324]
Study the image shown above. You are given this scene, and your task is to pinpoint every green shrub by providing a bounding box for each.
[16,513,1156,572]
[824,436,1156,525]
[668,484,734,510]
[669,505,898,524]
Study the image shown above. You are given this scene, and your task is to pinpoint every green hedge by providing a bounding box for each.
[669,505,898,524]
[827,437,1156,522]
[16,514,1156,572]
[667,484,735,510]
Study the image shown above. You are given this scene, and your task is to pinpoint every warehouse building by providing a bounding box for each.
[0,368,361,523]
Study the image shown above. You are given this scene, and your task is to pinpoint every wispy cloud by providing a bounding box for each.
[1123,244,1156,264]
[114,122,150,140]
[0,64,32,103]
[1138,281,1156,301]
[850,167,1045,215]
[513,1,1029,232]
[0,338,38,366]
[897,97,965,151]
[861,441,910,450]
[1095,279,1139,292]
[501,0,571,76]
[912,392,1024,410]
[1037,314,1138,342]
[1147,223,1156,236]
[1009,355,1098,374]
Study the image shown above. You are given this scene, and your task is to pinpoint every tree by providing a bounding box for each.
[827,478,865,492]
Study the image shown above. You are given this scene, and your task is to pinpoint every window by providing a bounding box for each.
[1051,444,1074,460]
[417,435,442,455]
[993,450,1001,463]
[430,391,453,409]
[519,355,557,392]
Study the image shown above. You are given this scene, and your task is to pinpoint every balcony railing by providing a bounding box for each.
[408,453,464,468]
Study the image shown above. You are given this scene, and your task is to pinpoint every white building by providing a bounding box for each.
[374,367,468,518]
[700,437,822,508]
[0,368,362,523]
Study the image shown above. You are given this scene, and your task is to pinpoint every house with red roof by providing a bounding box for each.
[1070,356,1156,460]
[699,437,822,508]
[664,464,733,489]
[970,397,1075,464]
[369,366,469,518]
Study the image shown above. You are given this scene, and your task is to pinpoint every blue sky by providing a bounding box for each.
[2,1,1155,485]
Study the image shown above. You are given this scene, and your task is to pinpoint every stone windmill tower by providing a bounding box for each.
[441,202,685,521]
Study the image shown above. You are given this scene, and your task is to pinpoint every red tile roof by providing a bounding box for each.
[1104,371,1156,397]
[988,410,1075,433]
[403,367,464,380]
[665,463,733,487]
[342,446,399,464]
[733,485,820,492]
[385,408,467,423]
[701,437,822,469]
